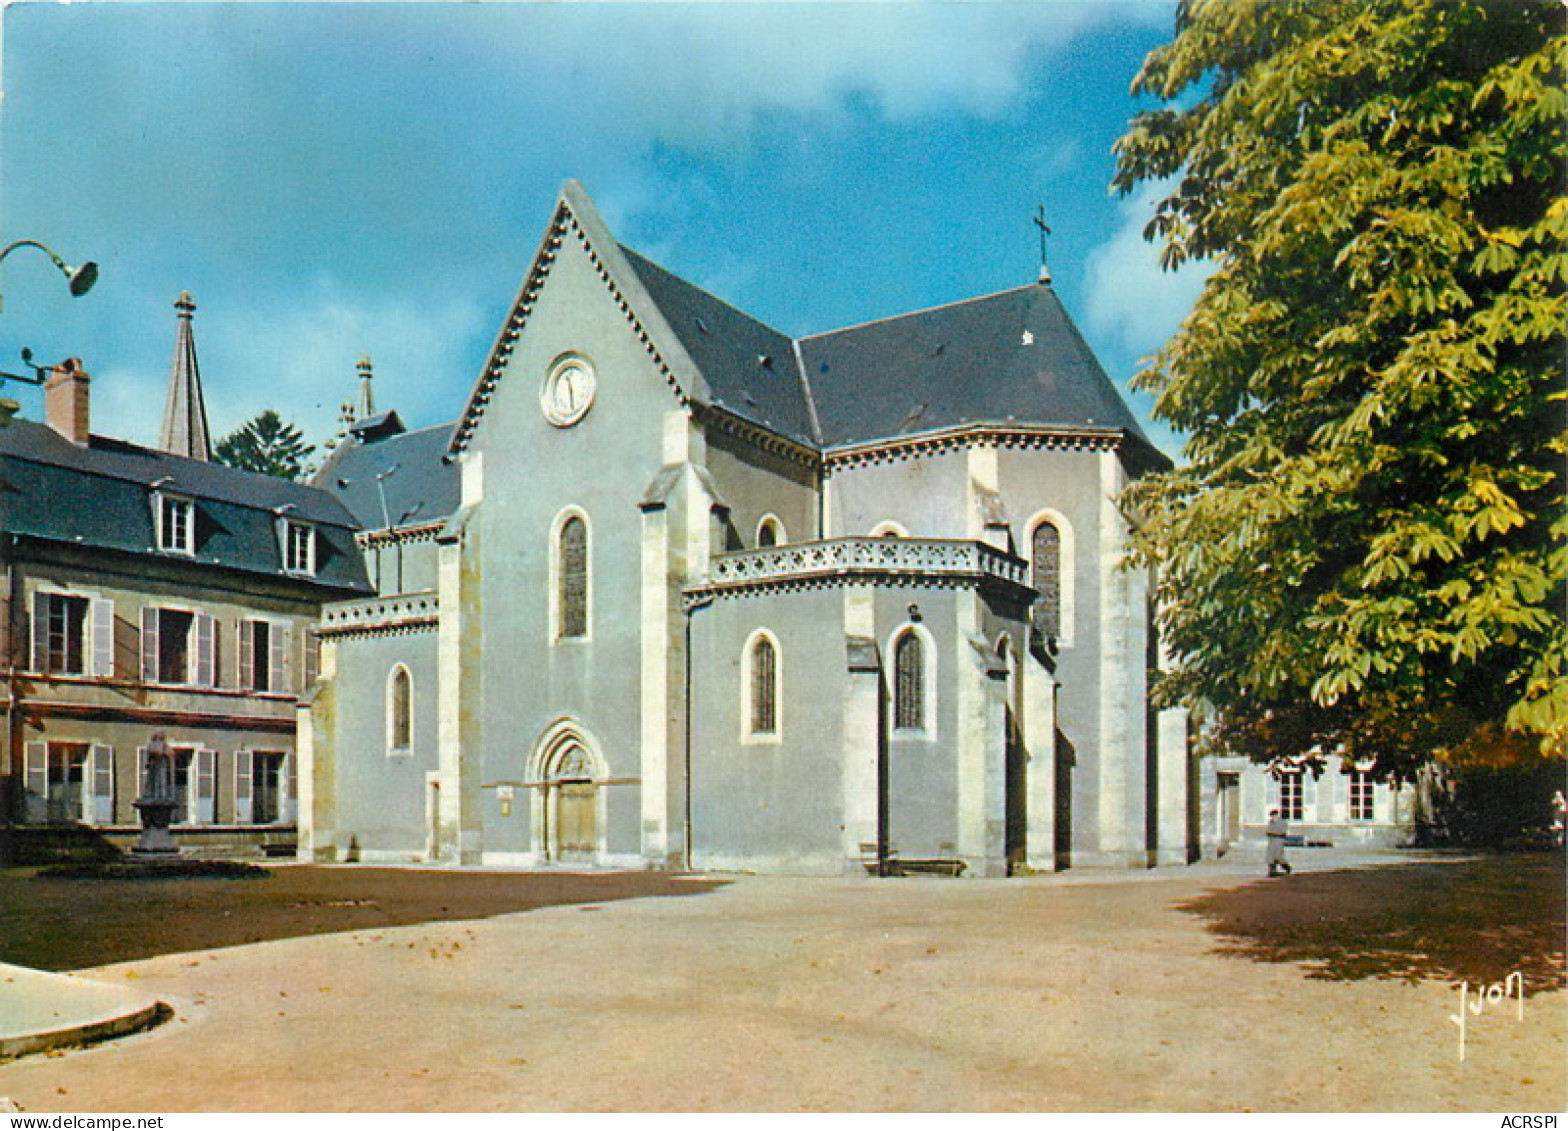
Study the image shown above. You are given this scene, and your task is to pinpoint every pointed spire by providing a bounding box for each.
[354,354,376,421]
[160,291,213,461]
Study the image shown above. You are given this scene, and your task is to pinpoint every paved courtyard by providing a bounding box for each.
[0,851,1562,1112]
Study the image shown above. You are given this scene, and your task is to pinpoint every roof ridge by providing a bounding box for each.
[373,420,455,441]
[790,338,824,447]
[798,282,1048,342]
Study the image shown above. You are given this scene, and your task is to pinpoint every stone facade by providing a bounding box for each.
[303,181,1194,875]
[1,318,371,860]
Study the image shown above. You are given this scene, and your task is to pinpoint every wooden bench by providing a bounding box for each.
[860,842,899,875]
[898,858,967,877]
[860,844,966,877]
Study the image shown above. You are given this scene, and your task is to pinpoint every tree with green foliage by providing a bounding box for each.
[1113,0,1565,778]
[214,409,316,482]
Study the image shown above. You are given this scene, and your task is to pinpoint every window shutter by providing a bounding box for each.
[284,753,298,824]
[195,613,216,687]
[90,598,115,678]
[31,592,48,672]
[1305,771,1320,821]
[141,608,159,682]
[90,743,114,824]
[238,620,255,690]
[1333,768,1348,822]
[136,746,148,804]
[23,741,47,823]
[302,628,320,688]
[194,749,216,824]
[270,624,288,695]
[234,749,253,824]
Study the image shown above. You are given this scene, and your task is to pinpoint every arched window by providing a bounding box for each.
[1031,519,1062,640]
[557,513,589,639]
[742,629,781,742]
[871,521,908,538]
[751,635,777,734]
[387,665,412,754]
[757,517,783,548]
[893,630,926,731]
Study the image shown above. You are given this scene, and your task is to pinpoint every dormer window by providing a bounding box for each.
[284,520,316,576]
[157,493,194,554]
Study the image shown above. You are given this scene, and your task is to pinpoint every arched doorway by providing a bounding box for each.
[547,742,598,864]
[530,722,604,866]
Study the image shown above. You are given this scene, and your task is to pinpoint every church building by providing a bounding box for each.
[301,182,1193,876]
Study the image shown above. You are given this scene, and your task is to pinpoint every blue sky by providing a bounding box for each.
[0,1,1205,459]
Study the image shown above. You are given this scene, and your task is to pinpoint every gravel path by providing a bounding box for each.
[0,853,1561,1112]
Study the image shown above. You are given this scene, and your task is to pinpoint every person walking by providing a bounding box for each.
[1266,809,1293,876]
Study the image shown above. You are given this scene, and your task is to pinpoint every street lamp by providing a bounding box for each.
[0,239,99,313]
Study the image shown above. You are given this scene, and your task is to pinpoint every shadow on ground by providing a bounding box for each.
[1176,852,1566,993]
[0,866,725,972]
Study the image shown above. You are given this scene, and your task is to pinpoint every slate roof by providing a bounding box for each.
[311,421,461,532]
[798,284,1152,448]
[0,419,370,595]
[615,249,1150,452]
[450,182,1160,466]
[618,247,818,446]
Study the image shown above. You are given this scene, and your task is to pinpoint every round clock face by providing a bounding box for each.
[542,357,596,427]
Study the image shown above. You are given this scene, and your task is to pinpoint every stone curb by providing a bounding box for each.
[0,964,168,1062]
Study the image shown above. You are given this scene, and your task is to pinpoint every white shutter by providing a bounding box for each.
[90,743,114,824]
[193,748,216,824]
[302,627,320,688]
[31,592,48,672]
[234,749,254,824]
[195,614,216,687]
[136,746,148,804]
[238,620,255,690]
[23,741,47,823]
[1333,768,1348,822]
[269,623,288,695]
[284,752,297,824]
[141,608,160,682]
[1305,771,1320,822]
[90,599,115,678]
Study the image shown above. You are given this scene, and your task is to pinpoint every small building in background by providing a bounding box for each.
[1200,753,1419,858]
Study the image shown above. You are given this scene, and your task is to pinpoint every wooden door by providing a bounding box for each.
[555,782,597,862]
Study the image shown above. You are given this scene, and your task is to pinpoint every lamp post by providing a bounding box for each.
[0,240,98,313]
[0,240,99,425]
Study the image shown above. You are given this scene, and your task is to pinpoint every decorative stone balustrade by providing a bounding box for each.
[690,537,1031,605]
[320,591,439,637]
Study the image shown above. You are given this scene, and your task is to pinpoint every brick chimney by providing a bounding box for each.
[44,358,91,445]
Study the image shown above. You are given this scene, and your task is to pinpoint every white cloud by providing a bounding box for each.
[1081,181,1214,367]
[483,2,1164,153]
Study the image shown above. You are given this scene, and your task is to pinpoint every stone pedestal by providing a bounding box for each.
[131,799,180,857]
[132,734,181,858]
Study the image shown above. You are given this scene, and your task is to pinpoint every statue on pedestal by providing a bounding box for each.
[131,733,180,857]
